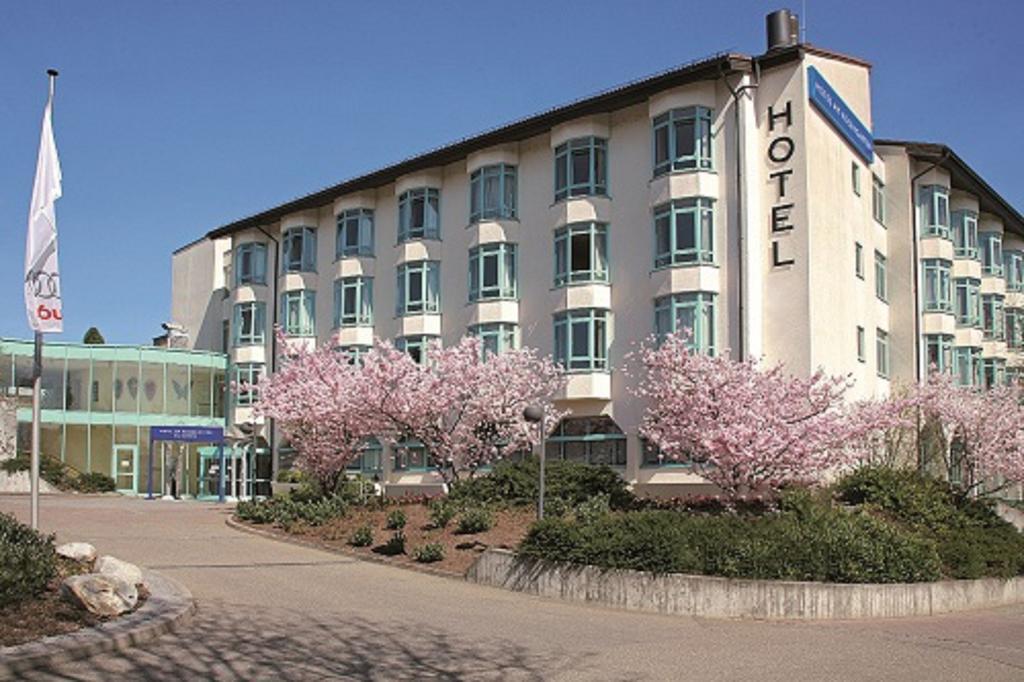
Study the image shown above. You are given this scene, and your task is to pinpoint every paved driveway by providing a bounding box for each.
[2,494,1023,681]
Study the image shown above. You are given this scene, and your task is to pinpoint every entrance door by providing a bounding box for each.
[112,445,138,494]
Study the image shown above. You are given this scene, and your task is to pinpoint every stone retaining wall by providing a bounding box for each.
[466,548,1024,620]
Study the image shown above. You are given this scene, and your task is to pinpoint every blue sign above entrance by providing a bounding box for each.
[150,426,224,442]
[807,66,874,163]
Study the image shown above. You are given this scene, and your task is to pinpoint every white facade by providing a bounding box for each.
[169,36,1024,495]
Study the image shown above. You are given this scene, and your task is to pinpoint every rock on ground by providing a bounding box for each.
[56,542,97,564]
[94,555,144,587]
[61,574,138,617]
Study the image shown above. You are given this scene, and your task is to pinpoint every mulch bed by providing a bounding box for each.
[242,503,537,576]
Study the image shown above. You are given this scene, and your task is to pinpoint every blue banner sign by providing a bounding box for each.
[807,66,874,163]
[150,425,224,442]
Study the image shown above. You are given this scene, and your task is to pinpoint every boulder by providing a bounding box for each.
[56,542,97,564]
[61,574,138,617]
[94,555,144,587]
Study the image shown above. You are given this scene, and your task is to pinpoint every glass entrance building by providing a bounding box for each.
[0,338,228,497]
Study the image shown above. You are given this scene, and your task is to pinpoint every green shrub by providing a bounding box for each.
[71,472,116,493]
[449,457,635,510]
[0,512,57,604]
[835,466,963,530]
[276,469,305,484]
[413,542,445,563]
[428,498,457,529]
[456,507,495,534]
[349,524,374,547]
[385,509,408,530]
[2,454,72,489]
[235,495,347,527]
[573,493,611,525]
[378,531,406,556]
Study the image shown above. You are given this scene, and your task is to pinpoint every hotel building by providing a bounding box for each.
[169,11,1024,496]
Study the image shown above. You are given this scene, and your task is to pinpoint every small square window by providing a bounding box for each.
[856,326,865,363]
[855,242,864,279]
[852,163,861,196]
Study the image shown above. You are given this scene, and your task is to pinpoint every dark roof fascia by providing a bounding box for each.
[876,139,1024,237]
[203,53,752,242]
[755,43,873,71]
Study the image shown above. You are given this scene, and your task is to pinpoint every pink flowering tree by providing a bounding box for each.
[633,332,893,499]
[360,336,564,483]
[252,332,381,494]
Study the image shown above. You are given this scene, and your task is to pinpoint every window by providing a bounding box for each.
[545,416,626,467]
[234,243,268,286]
[922,259,952,312]
[393,439,431,470]
[919,185,950,239]
[856,326,865,363]
[470,164,517,222]
[469,243,517,301]
[234,362,263,406]
[396,335,440,365]
[1004,250,1024,291]
[874,251,888,302]
[221,319,230,353]
[653,198,715,267]
[554,136,607,201]
[654,292,716,355]
[851,163,861,196]
[982,294,1005,341]
[347,439,383,474]
[925,334,954,373]
[398,188,440,242]
[280,290,316,336]
[953,346,981,387]
[333,277,373,327]
[554,222,609,286]
[396,261,440,315]
[336,209,374,258]
[980,232,1003,276]
[875,329,890,379]
[952,210,978,260]
[652,106,713,176]
[981,358,1006,389]
[1006,308,1024,351]
[232,302,266,346]
[281,227,317,273]
[336,344,371,365]
[553,308,609,372]
[469,323,519,357]
[872,175,885,225]
[955,278,981,327]
[855,242,864,279]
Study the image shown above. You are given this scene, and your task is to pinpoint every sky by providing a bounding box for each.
[1,0,1021,344]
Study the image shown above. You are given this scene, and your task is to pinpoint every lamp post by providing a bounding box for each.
[523,405,546,520]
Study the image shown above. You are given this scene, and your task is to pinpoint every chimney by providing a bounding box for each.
[766,9,800,51]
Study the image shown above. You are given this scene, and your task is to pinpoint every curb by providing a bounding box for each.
[0,569,196,678]
[225,515,469,581]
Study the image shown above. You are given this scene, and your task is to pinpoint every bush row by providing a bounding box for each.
[236,495,348,527]
[0,512,58,604]
[1,455,116,493]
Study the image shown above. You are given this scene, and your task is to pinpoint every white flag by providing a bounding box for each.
[24,87,63,333]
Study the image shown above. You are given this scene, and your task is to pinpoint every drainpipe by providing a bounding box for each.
[256,225,280,486]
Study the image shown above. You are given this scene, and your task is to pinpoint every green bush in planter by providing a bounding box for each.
[413,542,445,563]
[386,509,408,530]
[456,507,495,534]
[0,512,58,604]
[428,498,457,529]
[349,524,374,547]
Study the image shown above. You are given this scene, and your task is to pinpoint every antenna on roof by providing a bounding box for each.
[802,0,808,43]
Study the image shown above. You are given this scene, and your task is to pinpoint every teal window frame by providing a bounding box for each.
[396,261,440,316]
[1006,308,1024,351]
[234,242,267,286]
[1004,250,1024,292]
[919,185,950,239]
[875,328,890,379]
[336,344,371,365]
[469,242,517,301]
[982,293,1005,341]
[654,292,716,355]
[955,278,982,328]
[874,250,888,302]
[953,346,981,387]
[952,210,979,260]
[923,259,952,312]
[347,438,383,474]
[469,164,517,223]
[981,357,1006,389]
[280,290,316,336]
[980,232,1003,276]
[336,208,374,258]
[925,334,954,374]
[469,322,519,357]
[232,301,266,347]
[652,106,713,176]
[234,362,263,406]
[393,439,432,471]
[554,136,607,201]
[395,335,440,365]
[553,308,609,372]
[546,416,626,467]
[333,276,373,328]
[554,222,609,286]
[398,188,440,242]
[281,227,317,273]
[654,198,714,268]
[872,175,885,225]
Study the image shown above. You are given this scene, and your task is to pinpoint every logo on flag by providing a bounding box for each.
[24,85,63,332]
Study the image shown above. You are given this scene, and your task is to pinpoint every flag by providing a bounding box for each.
[24,84,63,333]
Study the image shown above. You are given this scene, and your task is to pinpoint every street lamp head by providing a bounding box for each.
[523,405,544,423]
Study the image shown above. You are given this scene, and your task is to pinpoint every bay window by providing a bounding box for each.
[554,222,609,286]
[554,137,607,201]
[925,334,954,374]
[955,278,982,327]
[1004,250,1024,291]
[336,209,374,258]
[553,308,609,372]
[396,261,440,315]
[234,243,267,286]
[980,232,1003,276]
[396,335,440,365]
[333,276,373,327]
[398,188,440,242]
[954,346,981,386]
[1006,308,1024,350]
[652,106,713,176]
[469,322,519,357]
[280,290,316,336]
[919,185,950,239]
[952,210,978,259]
[654,198,714,267]
[982,293,1005,341]
[981,358,1007,389]
[470,164,517,222]
[234,362,263,406]
[469,243,517,301]
[232,301,266,346]
[281,227,317,273]
[922,259,952,312]
[654,292,716,355]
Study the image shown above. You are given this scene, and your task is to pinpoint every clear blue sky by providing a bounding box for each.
[1,0,1021,344]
